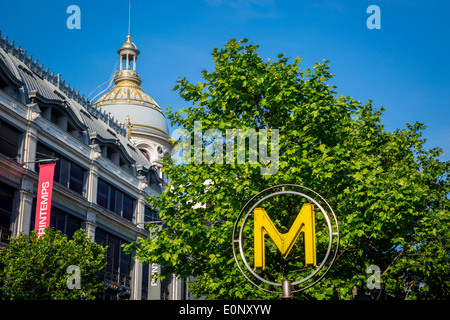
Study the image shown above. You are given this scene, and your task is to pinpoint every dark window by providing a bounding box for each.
[109,187,118,214]
[119,244,131,278]
[50,110,59,124]
[108,235,120,272]
[36,143,60,181]
[69,162,84,194]
[122,194,133,221]
[144,206,160,223]
[0,182,15,245]
[97,179,108,208]
[49,207,82,239]
[142,264,149,300]
[95,229,132,300]
[97,179,135,221]
[0,119,22,160]
[51,208,66,233]
[140,149,150,161]
[53,158,61,183]
[59,157,70,186]
[66,215,82,239]
[30,199,82,239]
[94,228,107,246]
[36,142,86,196]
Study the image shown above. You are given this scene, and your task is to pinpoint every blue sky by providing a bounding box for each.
[1,0,449,160]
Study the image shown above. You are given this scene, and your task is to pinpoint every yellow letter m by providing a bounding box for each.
[254,203,316,269]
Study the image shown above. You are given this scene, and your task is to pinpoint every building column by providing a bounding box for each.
[19,108,38,235]
[136,197,146,229]
[87,146,100,203]
[133,258,143,300]
[23,110,39,171]
[136,175,148,228]
[15,177,35,236]
[87,165,98,203]
[171,275,186,300]
[85,211,97,242]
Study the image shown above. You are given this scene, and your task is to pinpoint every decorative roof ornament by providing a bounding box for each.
[94,34,162,113]
[91,0,170,138]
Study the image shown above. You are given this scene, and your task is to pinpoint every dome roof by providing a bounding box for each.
[93,35,169,137]
[118,35,140,55]
[94,83,169,135]
[95,77,159,111]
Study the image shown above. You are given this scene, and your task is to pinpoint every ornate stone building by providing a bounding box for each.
[0,30,184,300]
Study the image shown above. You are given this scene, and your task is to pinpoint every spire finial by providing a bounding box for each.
[128,0,131,36]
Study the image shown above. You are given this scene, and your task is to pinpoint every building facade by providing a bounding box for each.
[0,30,185,300]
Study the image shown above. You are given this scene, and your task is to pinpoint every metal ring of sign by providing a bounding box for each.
[239,191,332,287]
[232,184,339,294]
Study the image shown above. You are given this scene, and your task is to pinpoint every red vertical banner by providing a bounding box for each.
[35,163,55,238]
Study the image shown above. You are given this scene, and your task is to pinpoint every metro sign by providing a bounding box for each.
[232,184,339,295]
[254,204,316,270]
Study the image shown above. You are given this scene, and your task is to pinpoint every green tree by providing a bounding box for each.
[124,39,450,300]
[0,228,106,300]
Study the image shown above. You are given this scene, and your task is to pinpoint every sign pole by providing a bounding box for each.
[280,280,293,300]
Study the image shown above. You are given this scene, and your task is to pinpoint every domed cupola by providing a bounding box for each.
[94,35,171,165]
[114,35,141,86]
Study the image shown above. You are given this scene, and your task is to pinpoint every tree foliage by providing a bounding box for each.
[0,228,106,300]
[125,39,450,300]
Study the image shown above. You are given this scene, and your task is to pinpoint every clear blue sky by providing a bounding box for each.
[1,0,449,160]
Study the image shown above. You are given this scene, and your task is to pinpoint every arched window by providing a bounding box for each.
[140,149,150,161]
